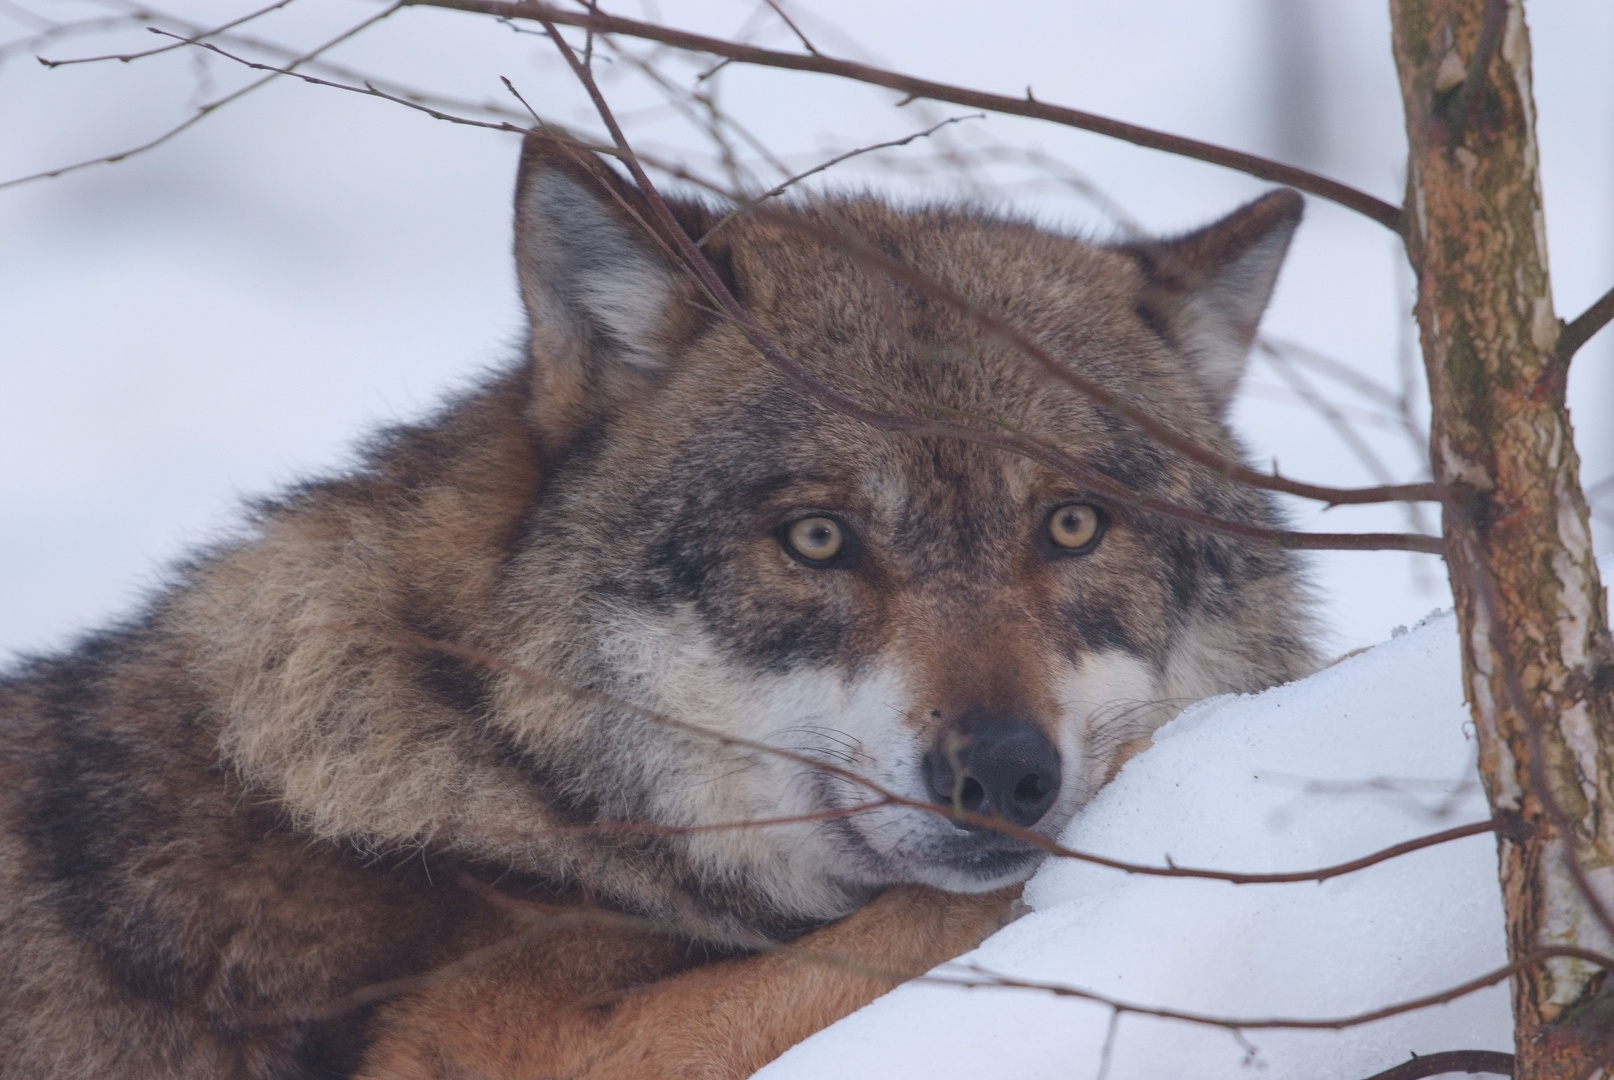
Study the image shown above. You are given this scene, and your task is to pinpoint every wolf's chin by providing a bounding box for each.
[901,847,1047,893]
[821,808,1053,894]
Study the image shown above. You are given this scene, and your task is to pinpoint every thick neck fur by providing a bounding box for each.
[177,370,540,838]
[166,369,850,937]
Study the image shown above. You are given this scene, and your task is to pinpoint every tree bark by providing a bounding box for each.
[1390,1,1614,1075]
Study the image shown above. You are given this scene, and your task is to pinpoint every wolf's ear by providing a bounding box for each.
[514,133,713,446]
[1125,189,1302,413]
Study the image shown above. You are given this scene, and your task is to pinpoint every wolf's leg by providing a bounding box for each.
[357,884,1012,1080]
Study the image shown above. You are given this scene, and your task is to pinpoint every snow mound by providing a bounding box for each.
[756,610,1512,1079]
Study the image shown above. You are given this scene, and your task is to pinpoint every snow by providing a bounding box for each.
[758,606,1527,1079]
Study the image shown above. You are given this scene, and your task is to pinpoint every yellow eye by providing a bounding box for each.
[786,516,845,562]
[1047,503,1102,551]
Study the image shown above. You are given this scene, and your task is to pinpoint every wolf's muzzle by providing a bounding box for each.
[922,709,1062,828]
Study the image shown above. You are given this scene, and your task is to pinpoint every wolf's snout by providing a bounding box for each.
[922,712,1062,828]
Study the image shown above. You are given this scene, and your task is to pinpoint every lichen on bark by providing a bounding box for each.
[1390,0,1614,1074]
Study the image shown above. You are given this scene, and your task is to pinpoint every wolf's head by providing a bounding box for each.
[473,136,1317,926]
[204,135,1316,935]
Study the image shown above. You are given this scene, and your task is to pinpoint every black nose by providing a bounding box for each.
[923,710,1062,828]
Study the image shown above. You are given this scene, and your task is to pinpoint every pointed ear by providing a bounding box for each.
[1125,189,1303,413]
[513,132,714,447]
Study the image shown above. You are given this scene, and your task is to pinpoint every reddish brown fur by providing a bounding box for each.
[359,886,1011,1080]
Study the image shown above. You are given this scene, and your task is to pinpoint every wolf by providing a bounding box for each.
[0,132,1316,1079]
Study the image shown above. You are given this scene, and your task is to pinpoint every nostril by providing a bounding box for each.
[923,712,1062,829]
[1013,773,1050,806]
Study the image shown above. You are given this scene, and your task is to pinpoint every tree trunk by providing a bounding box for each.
[1389,1,1614,1075]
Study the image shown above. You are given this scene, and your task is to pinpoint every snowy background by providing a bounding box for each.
[1,0,1610,663]
[2,5,1613,1074]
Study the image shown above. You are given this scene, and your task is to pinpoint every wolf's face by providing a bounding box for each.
[475,139,1318,923]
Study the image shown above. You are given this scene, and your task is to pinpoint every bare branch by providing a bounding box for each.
[439,800,894,841]
[1359,1049,1514,1080]
[762,0,818,56]
[1144,815,1508,885]
[697,113,985,244]
[0,12,142,68]
[401,0,1406,232]
[0,0,57,31]
[1258,343,1438,541]
[35,0,296,67]
[0,4,402,191]
[82,4,533,127]
[1094,1010,1121,1080]
[1558,283,1614,366]
[931,945,1613,1033]
[160,36,532,138]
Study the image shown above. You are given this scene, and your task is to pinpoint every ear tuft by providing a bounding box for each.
[516,141,676,371]
[513,132,702,446]
[1125,189,1303,412]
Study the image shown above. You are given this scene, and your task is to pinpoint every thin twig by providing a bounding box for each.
[697,113,984,244]
[35,0,295,66]
[0,0,57,31]
[0,4,402,191]
[176,36,532,136]
[1093,1009,1121,1080]
[54,3,532,126]
[1258,343,1437,541]
[581,0,595,70]
[264,850,1608,1037]
[401,0,1406,232]
[762,0,817,55]
[614,46,793,181]
[928,945,1613,1033]
[0,12,141,67]
[1265,335,1405,412]
[439,800,893,840]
